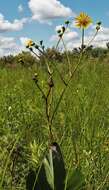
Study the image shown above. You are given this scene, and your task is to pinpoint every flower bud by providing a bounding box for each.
[96,21,102,26]
[96,21,101,31]
[48,77,54,88]
[40,40,43,46]
[96,25,100,31]
[65,20,70,25]
[57,29,62,34]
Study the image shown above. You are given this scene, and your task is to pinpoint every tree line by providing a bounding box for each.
[0,45,109,68]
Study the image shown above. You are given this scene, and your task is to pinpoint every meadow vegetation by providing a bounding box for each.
[0,13,109,190]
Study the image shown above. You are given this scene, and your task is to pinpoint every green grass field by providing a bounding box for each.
[0,55,109,189]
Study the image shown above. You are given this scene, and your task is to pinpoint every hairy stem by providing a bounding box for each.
[62,37,72,77]
[81,28,85,50]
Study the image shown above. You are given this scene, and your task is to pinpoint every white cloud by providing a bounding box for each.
[0,13,27,32]
[66,41,80,50]
[87,25,109,48]
[64,31,78,42]
[50,24,109,50]
[50,31,78,42]
[0,36,22,57]
[55,25,64,32]
[28,0,75,23]
[50,25,79,45]
[18,4,24,13]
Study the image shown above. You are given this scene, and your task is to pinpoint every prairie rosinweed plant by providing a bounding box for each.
[25,13,101,145]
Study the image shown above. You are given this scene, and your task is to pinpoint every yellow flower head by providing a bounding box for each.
[25,39,35,48]
[75,12,92,29]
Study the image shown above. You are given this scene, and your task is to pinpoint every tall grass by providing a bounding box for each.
[0,56,109,189]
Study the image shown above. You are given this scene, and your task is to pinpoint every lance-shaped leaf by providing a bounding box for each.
[48,142,66,189]
[26,142,66,190]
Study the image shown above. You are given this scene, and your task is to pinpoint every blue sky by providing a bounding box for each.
[0,0,109,56]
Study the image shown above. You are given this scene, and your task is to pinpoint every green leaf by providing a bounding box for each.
[50,142,66,189]
[26,167,52,190]
[26,142,66,190]
[43,149,54,189]
[44,142,66,189]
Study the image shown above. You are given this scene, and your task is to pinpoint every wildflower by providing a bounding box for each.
[75,12,92,29]
[25,39,35,48]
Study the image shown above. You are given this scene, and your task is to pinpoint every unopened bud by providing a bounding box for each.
[96,25,100,31]
[65,20,70,25]
[48,77,54,88]
[57,29,62,34]
[96,21,102,26]
[40,40,43,46]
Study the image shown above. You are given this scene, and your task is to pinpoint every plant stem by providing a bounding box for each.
[55,25,69,50]
[62,37,72,77]
[50,52,83,125]
[31,49,40,58]
[0,137,20,188]
[81,28,85,50]
[53,62,67,86]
